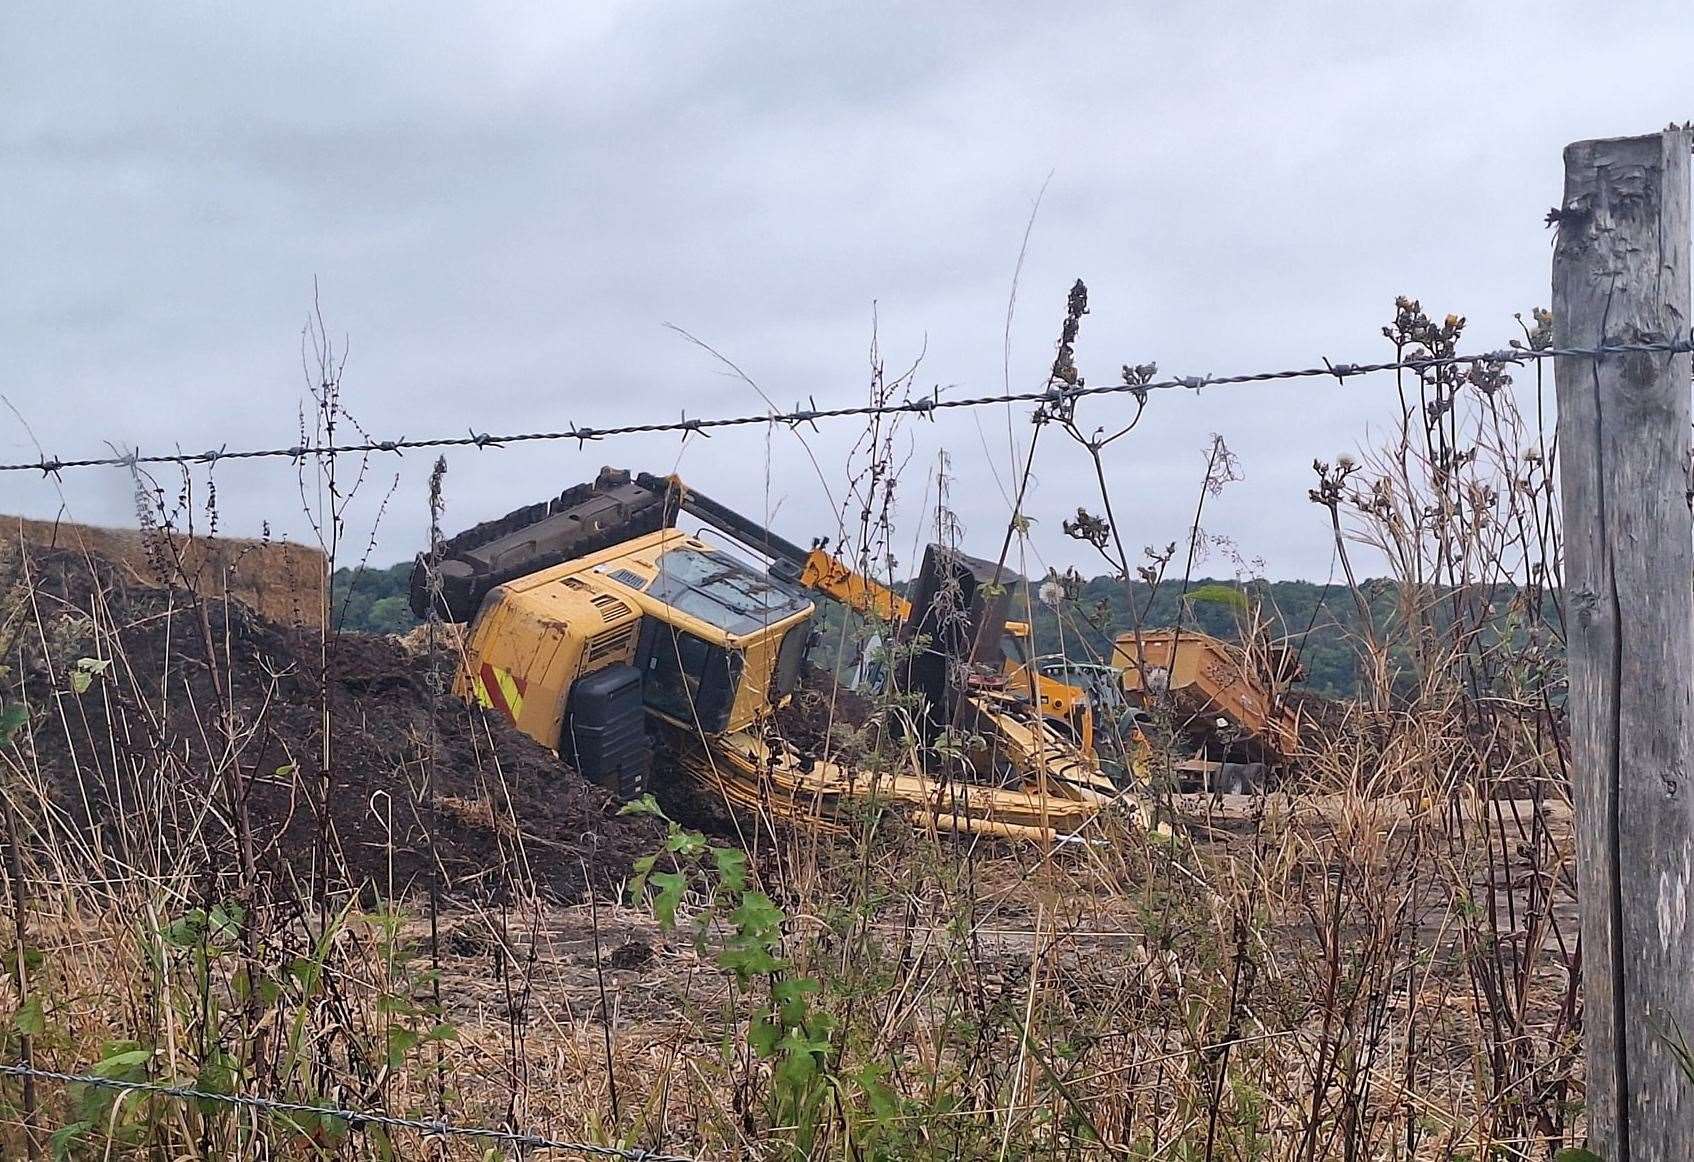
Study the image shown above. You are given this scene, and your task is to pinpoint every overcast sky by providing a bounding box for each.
[5,3,1692,582]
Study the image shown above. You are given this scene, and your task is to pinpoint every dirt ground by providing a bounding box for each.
[427,788,1579,1052]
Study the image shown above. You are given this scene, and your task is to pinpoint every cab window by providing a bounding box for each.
[645,546,811,635]
[639,621,743,732]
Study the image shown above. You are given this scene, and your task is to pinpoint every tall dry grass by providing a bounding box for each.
[0,293,1583,1160]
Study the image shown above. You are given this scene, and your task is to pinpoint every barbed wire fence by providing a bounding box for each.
[4,318,1693,1156]
[5,338,1688,477]
[0,1065,699,1161]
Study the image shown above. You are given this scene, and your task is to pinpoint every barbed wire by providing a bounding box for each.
[0,1063,700,1161]
[5,337,1690,476]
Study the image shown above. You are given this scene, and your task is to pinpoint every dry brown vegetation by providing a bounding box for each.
[5,515,325,627]
[0,294,1584,1159]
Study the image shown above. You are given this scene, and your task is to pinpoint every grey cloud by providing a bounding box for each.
[3,2,1691,583]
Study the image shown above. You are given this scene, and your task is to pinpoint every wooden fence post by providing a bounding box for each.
[1554,127,1693,1159]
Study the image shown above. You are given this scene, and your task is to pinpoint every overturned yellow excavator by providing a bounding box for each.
[410,468,1134,843]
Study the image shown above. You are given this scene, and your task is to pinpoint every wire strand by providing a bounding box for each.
[5,339,1687,475]
[0,1063,700,1161]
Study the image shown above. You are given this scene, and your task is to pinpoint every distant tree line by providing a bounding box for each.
[331,560,1540,702]
[330,561,416,635]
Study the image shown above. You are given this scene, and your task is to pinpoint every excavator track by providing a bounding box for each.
[660,721,1134,843]
[409,467,669,621]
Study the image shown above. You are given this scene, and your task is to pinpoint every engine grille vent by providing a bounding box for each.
[606,567,648,589]
[584,623,637,664]
[590,592,630,624]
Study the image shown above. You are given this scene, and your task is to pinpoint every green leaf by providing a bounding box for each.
[2,946,44,974]
[69,657,111,695]
[386,1026,421,1068]
[775,1031,823,1088]
[772,978,817,1001]
[854,1062,900,1122]
[617,793,666,820]
[74,1044,152,1124]
[209,902,244,944]
[0,703,27,745]
[716,890,788,982]
[628,854,657,902]
[49,1120,93,1161]
[14,995,44,1037]
[711,847,748,894]
[716,942,784,981]
[773,977,819,1025]
[161,908,208,949]
[665,829,706,857]
[730,891,784,936]
[1553,1150,1604,1162]
[93,1047,152,1078]
[649,871,687,930]
[748,1014,782,1058]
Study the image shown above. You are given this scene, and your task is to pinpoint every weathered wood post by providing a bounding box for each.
[1554,127,1693,1158]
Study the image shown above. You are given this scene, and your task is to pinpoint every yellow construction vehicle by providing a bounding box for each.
[411,468,1132,843]
[1112,627,1303,791]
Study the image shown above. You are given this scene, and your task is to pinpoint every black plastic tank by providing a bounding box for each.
[562,663,652,801]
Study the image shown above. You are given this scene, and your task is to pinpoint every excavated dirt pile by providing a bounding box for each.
[7,546,661,902]
[773,663,876,757]
[5,514,326,626]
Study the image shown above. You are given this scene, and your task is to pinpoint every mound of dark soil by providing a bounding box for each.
[772,662,875,757]
[7,547,661,903]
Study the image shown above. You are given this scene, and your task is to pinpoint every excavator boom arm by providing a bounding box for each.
[634,471,1092,748]
[797,550,909,624]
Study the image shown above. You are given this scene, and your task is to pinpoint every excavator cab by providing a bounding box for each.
[632,539,814,733]
[997,627,1094,750]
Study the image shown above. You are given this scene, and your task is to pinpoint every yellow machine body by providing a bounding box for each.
[1112,628,1302,762]
[439,468,1140,845]
[457,528,812,745]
